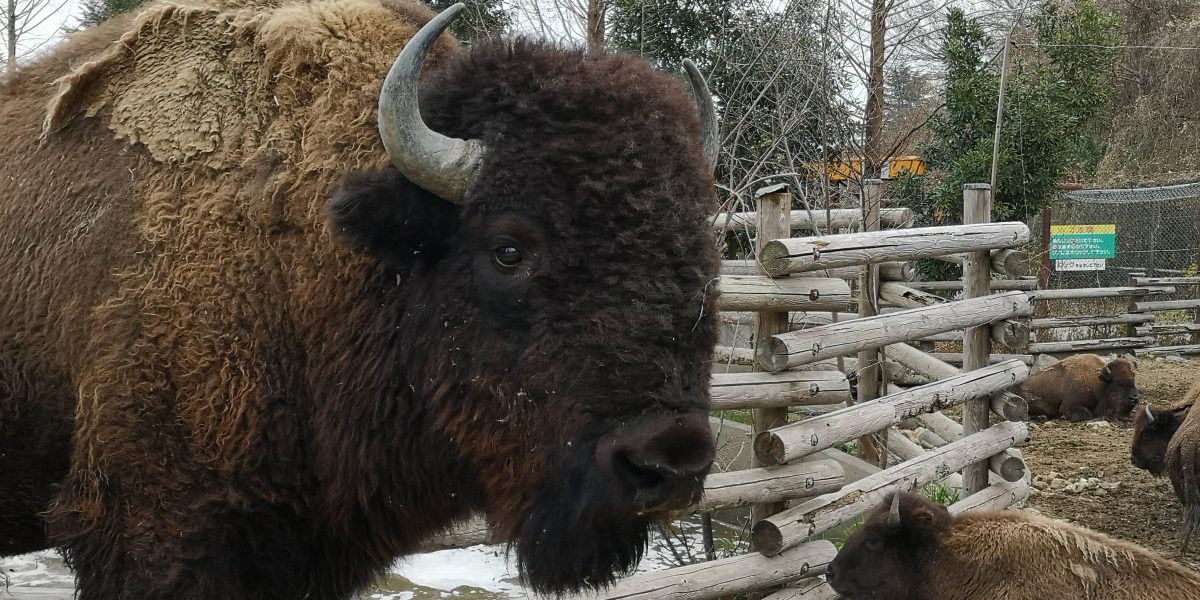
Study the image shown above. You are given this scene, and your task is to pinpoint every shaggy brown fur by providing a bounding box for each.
[1130,389,1196,476]
[0,0,720,598]
[1020,354,1138,421]
[829,492,1200,600]
[1153,379,1200,551]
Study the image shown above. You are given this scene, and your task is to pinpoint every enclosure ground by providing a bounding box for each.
[1020,355,1200,570]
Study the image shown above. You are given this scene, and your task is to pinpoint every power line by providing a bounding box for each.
[1018,42,1200,51]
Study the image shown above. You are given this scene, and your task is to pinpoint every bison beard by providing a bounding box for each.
[516,437,650,594]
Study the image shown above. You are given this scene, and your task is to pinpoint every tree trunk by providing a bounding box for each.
[863,0,886,178]
[6,0,17,74]
[586,0,605,53]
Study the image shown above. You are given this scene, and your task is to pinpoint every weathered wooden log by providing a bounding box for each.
[585,541,837,600]
[417,516,497,552]
[932,248,1032,277]
[718,276,852,312]
[879,282,946,308]
[948,479,1030,514]
[1133,276,1200,286]
[694,460,844,513]
[1026,336,1155,354]
[721,260,915,282]
[1139,323,1200,335]
[887,427,1011,489]
[1134,298,1200,312]
[751,421,1028,556]
[1030,313,1155,329]
[928,352,1034,366]
[907,279,1038,291]
[1134,344,1200,356]
[856,179,887,468]
[756,291,1033,372]
[912,322,1029,349]
[961,183,993,497]
[711,207,915,233]
[1028,286,1175,300]
[885,342,1029,421]
[917,410,964,442]
[881,282,1028,349]
[759,223,1031,276]
[988,452,1026,482]
[762,578,839,600]
[754,360,1028,466]
[710,371,852,410]
[714,346,756,366]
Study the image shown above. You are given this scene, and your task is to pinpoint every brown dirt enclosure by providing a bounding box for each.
[1020,355,1200,570]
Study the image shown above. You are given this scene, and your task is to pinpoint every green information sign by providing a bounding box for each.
[1049,224,1115,260]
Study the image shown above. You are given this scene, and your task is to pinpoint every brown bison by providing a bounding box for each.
[1019,354,1139,421]
[0,1,722,598]
[1131,380,1200,550]
[827,491,1200,599]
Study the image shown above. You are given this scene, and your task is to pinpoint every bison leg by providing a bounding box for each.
[1061,402,1096,422]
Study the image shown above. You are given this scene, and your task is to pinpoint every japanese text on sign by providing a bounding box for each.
[1049,224,1115,260]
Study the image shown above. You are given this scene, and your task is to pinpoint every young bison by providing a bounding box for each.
[1131,379,1200,550]
[1019,354,1139,421]
[828,491,1200,600]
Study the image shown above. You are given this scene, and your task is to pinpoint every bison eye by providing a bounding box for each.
[493,245,523,271]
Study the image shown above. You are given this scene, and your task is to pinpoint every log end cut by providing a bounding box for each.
[753,431,786,467]
[752,519,786,556]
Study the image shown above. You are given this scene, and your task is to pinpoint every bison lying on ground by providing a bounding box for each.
[0,1,722,598]
[828,491,1200,599]
[1019,353,1138,421]
[1131,379,1200,550]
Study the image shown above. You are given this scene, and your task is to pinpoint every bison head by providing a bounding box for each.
[324,4,719,594]
[1132,403,1189,475]
[1098,357,1139,420]
[827,492,952,600]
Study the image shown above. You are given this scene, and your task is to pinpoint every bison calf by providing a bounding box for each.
[828,491,1200,600]
[1019,354,1138,421]
[1131,379,1200,551]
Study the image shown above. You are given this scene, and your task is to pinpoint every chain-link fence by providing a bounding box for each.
[1031,182,1200,291]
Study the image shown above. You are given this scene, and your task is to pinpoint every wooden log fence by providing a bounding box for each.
[907,279,1038,291]
[711,207,915,233]
[758,222,1030,276]
[721,260,915,282]
[886,342,1028,421]
[932,248,1033,277]
[1028,286,1175,300]
[756,291,1033,372]
[694,461,844,513]
[717,275,852,312]
[1030,314,1154,329]
[710,371,852,410]
[751,421,1028,556]
[762,578,838,600]
[1026,336,1155,354]
[753,360,1029,466]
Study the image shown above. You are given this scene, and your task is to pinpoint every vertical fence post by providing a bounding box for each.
[962,183,992,496]
[856,179,886,467]
[752,183,791,522]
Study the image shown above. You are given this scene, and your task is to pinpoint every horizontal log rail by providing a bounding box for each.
[1134,344,1200,356]
[694,460,844,513]
[1026,336,1154,354]
[711,208,914,233]
[751,421,1028,556]
[721,260,915,282]
[754,360,1028,466]
[756,291,1033,372]
[714,346,756,366]
[926,353,1034,366]
[908,279,1038,291]
[710,371,852,410]
[1029,286,1175,300]
[1137,323,1200,335]
[1132,276,1200,285]
[762,578,838,600]
[931,248,1032,277]
[759,223,1030,276]
[1134,298,1200,312]
[584,541,837,600]
[884,343,1028,422]
[948,479,1030,514]
[717,275,851,312]
[1030,313,1154,329]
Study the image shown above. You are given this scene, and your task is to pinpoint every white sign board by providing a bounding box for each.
[1055,259,1106,271]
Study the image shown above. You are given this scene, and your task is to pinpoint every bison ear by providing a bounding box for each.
[1099,363,1113,382]
[326,168,459,266]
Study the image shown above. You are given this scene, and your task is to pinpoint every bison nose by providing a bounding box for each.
[596,411,715,512]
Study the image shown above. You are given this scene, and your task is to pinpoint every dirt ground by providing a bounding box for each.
[1019,355,1200,570]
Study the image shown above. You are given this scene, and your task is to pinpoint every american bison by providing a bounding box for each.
[827,491,1200,600]
[0,1,722,598]
[1130,379,1200,550]
[1019,354,1139,421]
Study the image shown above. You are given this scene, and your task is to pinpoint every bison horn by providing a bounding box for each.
[887,492,902,528]
[378,3,484,203]
[682,59,719,168]
[1145,404,1156,424]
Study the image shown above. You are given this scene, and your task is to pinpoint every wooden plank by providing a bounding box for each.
[586,541,837,600]
[1026,336,1154,354]
[1134,298,1200,312]
[694,460,844,513]
[908,279,1038,291]
[1030,313,1154,329]
[754,360,1029,466]
[718,275,851,312]
[756,291,1033,372]
[1029,286,1175,300]
[750,421,1028,556]
[759,223,1031,276]
[710,371,852,410]
[711,207,914,232]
